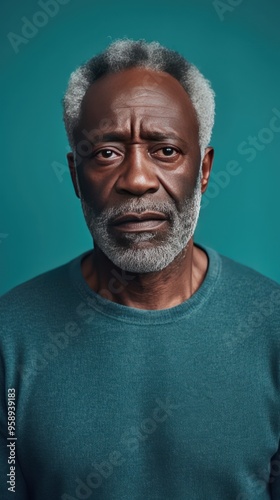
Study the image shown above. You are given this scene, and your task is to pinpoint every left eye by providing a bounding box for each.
[162,147,176,156]
[152,147,179,158]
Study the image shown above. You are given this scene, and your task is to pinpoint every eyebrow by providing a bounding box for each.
[90,131,185,144]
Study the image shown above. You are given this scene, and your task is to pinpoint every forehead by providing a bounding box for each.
[79,68,199,138]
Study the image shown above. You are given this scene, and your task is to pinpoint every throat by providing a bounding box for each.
[81,242,208,310]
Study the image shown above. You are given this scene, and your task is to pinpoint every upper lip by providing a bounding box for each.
[111,212,168,225]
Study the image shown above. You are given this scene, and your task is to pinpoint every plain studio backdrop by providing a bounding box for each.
[0,0,279,295]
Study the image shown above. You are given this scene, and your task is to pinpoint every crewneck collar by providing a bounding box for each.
[69,243,221,325]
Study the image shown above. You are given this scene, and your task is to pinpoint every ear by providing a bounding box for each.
[200,147,214,194]
[67,152,80,198]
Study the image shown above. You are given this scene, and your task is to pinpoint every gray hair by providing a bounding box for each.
[63,39,215,156]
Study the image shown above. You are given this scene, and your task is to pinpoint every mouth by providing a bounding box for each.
[110,212,169,232]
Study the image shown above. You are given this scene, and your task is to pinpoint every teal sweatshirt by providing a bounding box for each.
[1,245,280,500]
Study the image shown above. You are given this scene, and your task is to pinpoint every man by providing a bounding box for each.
[1,39,280,500]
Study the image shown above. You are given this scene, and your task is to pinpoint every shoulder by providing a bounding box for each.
[200,243,279,289]
[0,252,86,322]
[206,246,280,321]
[218,250,280,293]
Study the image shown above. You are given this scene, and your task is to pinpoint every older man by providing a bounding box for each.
[1,39,280,500]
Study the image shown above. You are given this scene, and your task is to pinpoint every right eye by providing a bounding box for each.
[94,149,119,159]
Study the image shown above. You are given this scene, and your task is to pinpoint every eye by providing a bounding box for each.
[94,149,119,159]
[151,146,180,160]
[91,148,123,164]
[162,147,176,156]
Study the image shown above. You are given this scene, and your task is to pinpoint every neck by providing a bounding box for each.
[81,240,208,310]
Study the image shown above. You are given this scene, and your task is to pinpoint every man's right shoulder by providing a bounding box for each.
[0,255,80,321]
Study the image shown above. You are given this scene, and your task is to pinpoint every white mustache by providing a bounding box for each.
[95,200,178,225]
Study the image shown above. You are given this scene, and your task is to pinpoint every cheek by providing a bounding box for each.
[76,164,116,211]
[157,162,201,204]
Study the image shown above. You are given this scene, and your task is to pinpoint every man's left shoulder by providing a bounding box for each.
[220,251,279,287]
[217,250,280,309]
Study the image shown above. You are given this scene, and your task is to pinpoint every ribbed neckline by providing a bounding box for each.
[69,243,221,325]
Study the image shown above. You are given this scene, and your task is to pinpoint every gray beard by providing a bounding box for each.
[80,173,202,273]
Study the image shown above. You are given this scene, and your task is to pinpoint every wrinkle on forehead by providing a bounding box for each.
[114,104,177,110]
[79,68,199,145]
[110,84,194,117]
[113,86,176,103]
[84,113,191,144]
[110,108,181,124]
[82,68,196,116]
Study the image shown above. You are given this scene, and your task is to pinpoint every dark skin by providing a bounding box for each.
[67,67,214,310]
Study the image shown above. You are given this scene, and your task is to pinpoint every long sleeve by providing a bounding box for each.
[269,440,280,498]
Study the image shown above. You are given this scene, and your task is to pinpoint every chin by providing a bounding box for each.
[103,241,190,274]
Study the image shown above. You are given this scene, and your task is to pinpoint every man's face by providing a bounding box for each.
[69,67,208,273]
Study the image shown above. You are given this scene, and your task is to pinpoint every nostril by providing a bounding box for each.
[115,169,160,195]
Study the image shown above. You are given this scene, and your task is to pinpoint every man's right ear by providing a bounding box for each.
[67,152,80,199]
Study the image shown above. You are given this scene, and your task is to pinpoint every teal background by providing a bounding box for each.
[1,0,280,295]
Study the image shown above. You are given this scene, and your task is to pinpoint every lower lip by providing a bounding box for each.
[112,219,168,232]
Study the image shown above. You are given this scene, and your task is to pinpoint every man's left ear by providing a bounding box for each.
[67,152,80,199]
[201,147,214,194]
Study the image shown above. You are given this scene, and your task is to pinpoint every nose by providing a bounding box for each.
[115,146,160,196]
